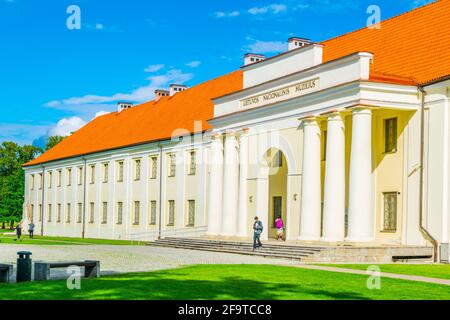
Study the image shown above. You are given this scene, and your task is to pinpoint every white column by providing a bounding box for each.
[221,132,240,236]
[322,113,346,242]
[237,129,249,237]
[347,107,373,242]
[206,134,224,235]
[299,118,322,240]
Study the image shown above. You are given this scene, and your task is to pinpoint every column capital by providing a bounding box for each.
[350,106,373,115]
[300,116,319,126]
[211,132,223,140]
[323,111,344,121]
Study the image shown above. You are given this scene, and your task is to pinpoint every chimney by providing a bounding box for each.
[169,84,188,96]
[244,53,266,66]
[154,89,170,101]
[117,101,133,113]
[288,37,311,51]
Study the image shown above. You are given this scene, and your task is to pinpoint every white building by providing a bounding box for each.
[23,1,450,261]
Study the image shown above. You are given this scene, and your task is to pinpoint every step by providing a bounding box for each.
[163,237,326,250]
[147,242,310,260]
[157,238,324,252]
[148,242,313,257]
[153,240,321,254]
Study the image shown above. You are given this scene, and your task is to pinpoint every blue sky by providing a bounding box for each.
[0,0,432,146]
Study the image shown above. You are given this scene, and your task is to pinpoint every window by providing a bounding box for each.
[167,200,175,226]
[57,170,62,187]
[150,157,158,179]
[117,161,124,182]
[30,204,34,221]
[134,159,141,181]
[273,196,282,225]
[89,202,95,223]
[38,173,43,190]
[90,165,96,184]
[188,151,196,175]
[47,204,52,222]
[66,168,72,186]
[57,204,61,223]
[150,201,157,225]
[117,202,123,225]
[48,171,52,189]
[168,154,176,177]
[187,200,195,227]
[30,174,35,190]
[77,203,83,223]
[78,167,83,185]
[384,118,398,153]
[38,204,42,222]
[133,201,140,225]
[102,202,108,224]
[66,203,71,223]
[103,163,109,183]
[383,192,398,232]
[272,150,283,168]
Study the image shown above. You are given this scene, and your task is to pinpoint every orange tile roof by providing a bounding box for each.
[322,0,450,85]
[25,71,243,166]
[25,0,450,167]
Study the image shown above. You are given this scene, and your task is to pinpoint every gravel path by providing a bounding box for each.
[0,244,298,281]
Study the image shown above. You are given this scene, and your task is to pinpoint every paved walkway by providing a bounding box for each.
[296,264,450,286]
[0,244,296,281]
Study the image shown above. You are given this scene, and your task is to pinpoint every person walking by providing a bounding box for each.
[15,223,22,242]
[275,216,285,241]
[253,216,263,251]
[28,222,35,239]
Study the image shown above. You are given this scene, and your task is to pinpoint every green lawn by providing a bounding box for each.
[321,264,450,280]
[0,234,144,246]
[0,265,449,300]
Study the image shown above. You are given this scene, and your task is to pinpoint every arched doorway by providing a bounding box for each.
[263,148,288,239]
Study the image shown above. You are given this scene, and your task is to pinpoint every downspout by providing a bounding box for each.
[158,143,163,240]
[418,86,439,262]
[40,165,45,236]
[81,157,87,239]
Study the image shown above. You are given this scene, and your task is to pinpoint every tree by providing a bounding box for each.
[45,135,66,151]
[0,142,41,228]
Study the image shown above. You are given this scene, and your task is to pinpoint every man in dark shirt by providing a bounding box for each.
[253,216,263,251]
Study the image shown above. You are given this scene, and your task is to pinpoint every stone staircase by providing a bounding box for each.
[147,237,434,263]
[147,237,325,261]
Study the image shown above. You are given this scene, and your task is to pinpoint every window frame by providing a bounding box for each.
[382,192,398,232]
[384,117,398,154]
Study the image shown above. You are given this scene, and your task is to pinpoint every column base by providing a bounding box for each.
[298,236,321,242]
[345,236,374,243]
[321,236,345,243]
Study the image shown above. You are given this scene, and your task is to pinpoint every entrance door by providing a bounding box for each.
[269,196,282,238]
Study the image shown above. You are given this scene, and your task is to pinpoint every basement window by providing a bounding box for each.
[382,192,397,232]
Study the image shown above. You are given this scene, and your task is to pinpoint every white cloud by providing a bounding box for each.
[245,40,286,54]
[49,117,87,136]
[214,11,240,18]
[186,61,201,68]
[95,23,104,30]
[144,64,165,73]
[94,110,110,118]
[46,69,193,110]
[248,4,287,15]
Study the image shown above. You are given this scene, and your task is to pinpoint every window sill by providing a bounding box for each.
[380,230,397,233]
[132,223,140,226]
